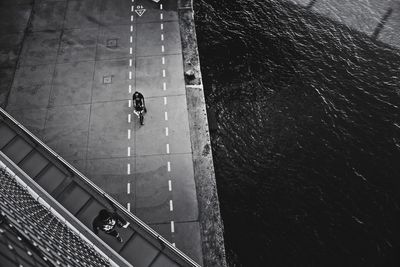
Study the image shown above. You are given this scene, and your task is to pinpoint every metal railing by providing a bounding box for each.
[0,159,115,267]
[0,107,202,267]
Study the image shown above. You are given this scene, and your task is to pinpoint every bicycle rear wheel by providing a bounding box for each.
[139,112,144,125]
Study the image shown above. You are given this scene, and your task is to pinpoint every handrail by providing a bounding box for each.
[0,155,124,267]
[0,107,201,267]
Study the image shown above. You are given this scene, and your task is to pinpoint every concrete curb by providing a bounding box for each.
[178,1,228,267]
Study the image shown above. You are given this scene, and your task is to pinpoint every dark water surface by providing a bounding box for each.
[193,1,400,266]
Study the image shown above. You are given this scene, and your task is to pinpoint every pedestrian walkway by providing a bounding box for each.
[4,0,204,265]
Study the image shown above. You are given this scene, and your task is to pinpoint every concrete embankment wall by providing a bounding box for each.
[178,1,228,266]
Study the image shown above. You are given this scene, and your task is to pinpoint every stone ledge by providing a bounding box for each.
[179,3,228,264]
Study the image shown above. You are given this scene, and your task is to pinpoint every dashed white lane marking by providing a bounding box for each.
[170,221,175,233]
[160,13,163,20]
[161,34,164,41]
[167,161,171,172]
[163,82,166,91]
[131,6,134,12]
[161,24,164,30]
[130,47,133,54]
[128,146,131,156]
[130,36,133,43]
[130,25,133,32]
[129,59,132,67]
[129,85,132,93]
[131,15,134,22]
[127,203,131,212]
[128,114,131,123]
[128,129,131,139]
[166,144,170,154]
[169,200,173,211]
[168,180,172,191]
[129,71,132,79]
[162,69,166,77]
[164,111,168,121]
[127,163,131,174]
[128,100,132,107]
[161,45,165,53]
[165,127,169,136]
[160,4,163,10]
[127,183,131,194]
[162,57,165,65]
[164,97,167,105]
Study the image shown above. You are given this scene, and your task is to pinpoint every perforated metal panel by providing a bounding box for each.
[0,167,111,267]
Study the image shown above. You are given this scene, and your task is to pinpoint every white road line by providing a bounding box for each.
[128,147,131,157]
[128,129,131,139]
[130,47,133,54]
[128,114,131,123]
[166,144,170,154]
[128,100,132,108]
[127,164,131,174]
[162,57,165,65]
[160,13,163,20]
[127,203,131,212]
[163,82,167,91]
[165,111,168,121]
[131,15,134,22]
[129,59,132,67]
[165,127,169,136]
[131,6,134,12]
[160,4,163,10]
[161,34,164,41]
[127,183,131,194]
[161,24,164,30]
[130,36,133,43]
[129,85,132,93]
[129,71,132,79]
[130,25,133,32]
[164,97,167,105]
[169,200,173,211]
[161,45,165,53]
[162,69,166,77]
[167,161,171,172]
[168,180,172,191]
[170,221,175,233]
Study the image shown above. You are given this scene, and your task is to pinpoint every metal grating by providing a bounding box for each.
[0,166,111,267]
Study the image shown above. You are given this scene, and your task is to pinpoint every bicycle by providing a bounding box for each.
[133,106,145,125]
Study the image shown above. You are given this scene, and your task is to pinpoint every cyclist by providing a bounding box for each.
[132,91,146,113]
[132,91,146,124]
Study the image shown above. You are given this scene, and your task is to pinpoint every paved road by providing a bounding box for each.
[4,0,203,264]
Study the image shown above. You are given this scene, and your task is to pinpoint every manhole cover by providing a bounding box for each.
[103,75,112,84]
[106,39,118,48]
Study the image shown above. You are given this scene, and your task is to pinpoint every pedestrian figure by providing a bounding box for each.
[92,209,129,242]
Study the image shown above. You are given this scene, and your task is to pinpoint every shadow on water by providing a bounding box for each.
[194,0,400,266]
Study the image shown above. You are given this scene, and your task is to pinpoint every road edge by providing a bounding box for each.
[178,1,228,267]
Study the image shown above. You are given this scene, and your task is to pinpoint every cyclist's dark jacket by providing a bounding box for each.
[132,92,144,109]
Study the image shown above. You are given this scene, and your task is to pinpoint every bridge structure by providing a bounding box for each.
[0,107,199,267]
[0,0,226,266]
[289,0,400,47]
